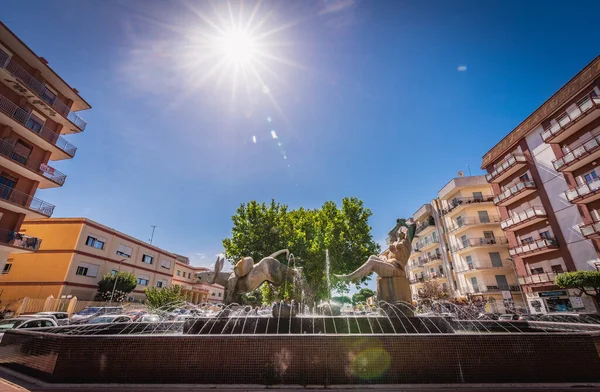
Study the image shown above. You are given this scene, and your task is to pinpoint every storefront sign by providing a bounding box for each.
[570,296,585,309]
[39,163,55,175]
[538,291,568,297]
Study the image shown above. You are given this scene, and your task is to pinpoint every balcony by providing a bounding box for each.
[423,254,443,265]
[485,153,527,183]
[493,180,536,206]
[509,238,559,258]
[552,134,600,172]
[448,215,501,234]
[0,183,54,218]
[469,285,520,294]
[409,271,445,284]
[518,272,557,286]
[420,239,439,252]
[564,179,600,204]
[0,227,42,254]
[0,138,66,188]
[407,260,425,270]
[500,206,547,231]
[579,221,600,238]
[0,49,87,133]
[415,217,435,235]
[0,92,76,160]
[452,237,508,253]
[441,195,495,215]
[455,260,511,274]
[541,92,600,144]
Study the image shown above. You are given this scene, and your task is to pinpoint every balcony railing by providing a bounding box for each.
[455,259,508,273]
[509,238,558,257]
[441,195,494,215]
[416,238,439,251]
[0,183,54,216]
[485,153,527,182]
[0,92,77,157]
[493,180,536,205]
[0,49,87,131]
[407,260,426,270]
[448,215,501,232]
[552,133,600,172]
[565,179,600,203]
[415,218,435,234]
[469,284,520,294]
[500,206,546,230]
[518,272,557,285]
[579,221,600,238]
[409,271,445,284]
[0,138,66,185]
[0,227,42,251]
[452,237,508,252]
[541,92,600,143]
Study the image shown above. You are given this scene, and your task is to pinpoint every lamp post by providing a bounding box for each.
[506,257,529,314]
[109,258,127,303]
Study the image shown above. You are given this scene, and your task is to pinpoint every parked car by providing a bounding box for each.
[518,314,542,321]
[71,307,123,324]
[0,317,57,341]
[538,313,600,324]
[498,314,520,321]
[32,312,70,326]
[477,313,501,320]
[126,310,147,321]
[139,314,160,323]
[88,315,133,324]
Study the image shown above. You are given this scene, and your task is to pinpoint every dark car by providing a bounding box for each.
[498,314,520,321]
[539,313,600,324]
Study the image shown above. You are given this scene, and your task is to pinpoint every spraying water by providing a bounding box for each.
[325,249,331,303]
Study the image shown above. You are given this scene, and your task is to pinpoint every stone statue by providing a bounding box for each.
[335,218,416,281]
[197,249,300,304]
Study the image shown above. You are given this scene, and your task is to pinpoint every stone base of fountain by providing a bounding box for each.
[377,276,412,310]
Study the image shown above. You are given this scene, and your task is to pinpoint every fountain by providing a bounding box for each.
[1,223,600,385]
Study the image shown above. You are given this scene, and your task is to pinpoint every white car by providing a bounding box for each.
[139,314,160,323]
[88,314,133,324]
[0,317,57,341]
[32,312,70,326]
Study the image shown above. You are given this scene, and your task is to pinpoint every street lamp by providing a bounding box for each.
[109,258,128,303]
[506,257,529,314]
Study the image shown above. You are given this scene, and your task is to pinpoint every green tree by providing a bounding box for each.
[331,295,352,304]
[352,288,376,305]
[555,271,600,311]
[222,198,380,302]
[95,271,137,302]
[144,285,185,312]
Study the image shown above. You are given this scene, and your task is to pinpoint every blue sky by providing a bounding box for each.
[2,0,599,292]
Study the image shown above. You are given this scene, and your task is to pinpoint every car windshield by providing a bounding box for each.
[75,308,101,316]
[0,320,25,330]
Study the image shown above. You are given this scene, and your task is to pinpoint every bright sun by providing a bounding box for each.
[219,29,256,65]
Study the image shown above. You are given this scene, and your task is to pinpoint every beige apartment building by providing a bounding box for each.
[0,218,223,303]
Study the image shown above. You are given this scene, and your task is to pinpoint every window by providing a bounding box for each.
[483,231,495,243]
[2,263,11,274]
[456,215,463,227]
[11,140,32,165]
[177,270,181,276]
[432,231,437,242]
[218,292,222,297]
[539,231,551,240]
[478,210,490,223]
[157,280,164,288]
[489,252,503,267]
[0,174,16,200]
[116,244,132,258]
[160,260,172,269]
[141,254,153,264]
[25,113,44,133]
[470,277,479,292]
[460,235,468,247]
[495,275,509,291]
[519,173,530,182]
[472,191,483,201]
[85,236,105,250]
[40,87,57,105]
[551,265,564,273]
[137,277,149,286]
[584,170,598,184]
[531,267,544,274]
[211,292,216,296]
[521,236,534,245]
[75,262,98,277]
[465,255,473,268]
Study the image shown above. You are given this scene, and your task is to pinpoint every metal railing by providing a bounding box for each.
[541,91,600,142]
[0,138,66,185]
[518,271,557,285]
[452,236,508,252]
[485,153,527,182]
[469,284,520,294]
[0,49,87,131]
[493,180,536,205]
[500,206,546,230]
[565,178,600,202]
[409,271,445,284]
[407,260,426,269]
[0,92,77,157]
[415,219,435,234]
[423,254,443,264]
[454,259,508,273]
[441,195,494,215]
[552,133,600,171]
[509,237,558,257]
[580,221,600,237]
[0,183,54,216]
[415,238,439,251]
[448,215,500,232]
[0,226,42,251]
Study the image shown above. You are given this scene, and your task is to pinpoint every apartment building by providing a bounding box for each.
[0,23,90,273]
[406,203,454,301]
[438,176,524,313]
[0,218,223,303]
[482,56,600,314]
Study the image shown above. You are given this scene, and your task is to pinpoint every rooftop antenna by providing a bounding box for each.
[465,164,472,176]
[149,225,157,244]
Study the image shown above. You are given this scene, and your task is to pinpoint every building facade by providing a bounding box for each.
[0,22,90,273]
[482,56,600,314]
[0,218,223,303]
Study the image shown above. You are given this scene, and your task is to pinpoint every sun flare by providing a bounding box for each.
[217,29,256,65]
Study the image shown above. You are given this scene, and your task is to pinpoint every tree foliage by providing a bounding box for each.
[331,295,352,304]
[95,272,137,302]
[222,198,380,302]
[144,285,185,312]
[352,288,376,305]
[417,280,449,305]
[555,271,600,308]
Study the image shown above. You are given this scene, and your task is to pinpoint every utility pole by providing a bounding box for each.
[149,225,157,244]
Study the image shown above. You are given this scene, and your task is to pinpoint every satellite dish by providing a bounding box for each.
[458,171,464,177]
